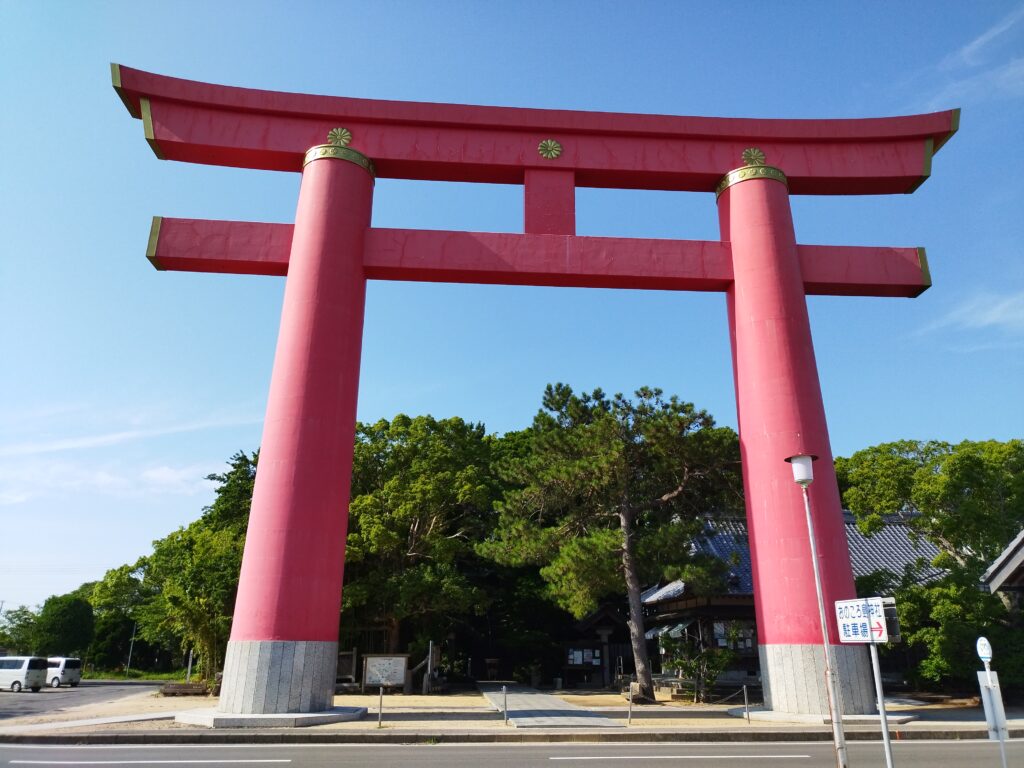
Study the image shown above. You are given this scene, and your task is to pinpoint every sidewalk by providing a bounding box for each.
[1,687,1020,744]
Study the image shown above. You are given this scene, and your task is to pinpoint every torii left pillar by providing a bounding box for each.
[218,143,374,714]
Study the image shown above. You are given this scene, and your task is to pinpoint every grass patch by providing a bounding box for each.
[84,669,191,681]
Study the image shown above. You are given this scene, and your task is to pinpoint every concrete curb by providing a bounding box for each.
[1,727,1020,745]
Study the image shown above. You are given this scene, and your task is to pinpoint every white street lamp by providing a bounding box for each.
[785,453,848,768]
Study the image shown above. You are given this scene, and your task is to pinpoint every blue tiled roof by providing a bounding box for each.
[643,515,942,605]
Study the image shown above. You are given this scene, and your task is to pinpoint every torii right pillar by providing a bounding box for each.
[718,154,874,715]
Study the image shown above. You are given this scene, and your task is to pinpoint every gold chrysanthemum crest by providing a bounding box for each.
[742,147,766,166]
[328,127,353,147]
[538,139,563,160]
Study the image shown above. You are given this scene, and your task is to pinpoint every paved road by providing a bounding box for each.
[0,740,1019,767]
[0,682,160,722]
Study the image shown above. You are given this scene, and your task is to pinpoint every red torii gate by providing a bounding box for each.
[113,64,957,718]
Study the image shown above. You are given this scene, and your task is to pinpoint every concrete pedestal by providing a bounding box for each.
[760,643,874,715]
[219,640,339,714]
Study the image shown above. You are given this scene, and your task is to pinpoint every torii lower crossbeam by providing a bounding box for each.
[147,218,929,298]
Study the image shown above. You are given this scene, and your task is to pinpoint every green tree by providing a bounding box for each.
[86,562,159,670]
[203,450,258,534]
[34,594,95,656]
[836,439,1024,568]
[0,605,39,654]
[129,452,257,677]
[660,630,736,703]
[137,524,243,679]
[90,563,150,615]
[481,384,740,701]
[343,414,496,651]
[839,439,1024,687]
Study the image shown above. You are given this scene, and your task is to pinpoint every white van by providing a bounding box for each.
[46,657,82,688]
[0,656,47,692]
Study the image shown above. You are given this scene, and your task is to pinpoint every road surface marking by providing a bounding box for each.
[11,761,291,766]
[549,757,810,761]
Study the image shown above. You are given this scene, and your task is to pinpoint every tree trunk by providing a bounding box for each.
[386,617,401,653]
[619,509,656,702]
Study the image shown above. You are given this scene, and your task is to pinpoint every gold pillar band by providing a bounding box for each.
[715,164,788,198]
[303,144,376,177]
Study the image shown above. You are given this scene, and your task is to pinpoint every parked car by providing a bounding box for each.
[0,656,47,692]
[46,657,82,688]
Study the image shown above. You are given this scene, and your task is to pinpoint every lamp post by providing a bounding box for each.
[785,454,848,768]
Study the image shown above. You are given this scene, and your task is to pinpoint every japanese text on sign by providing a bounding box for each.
[834,597,888,643]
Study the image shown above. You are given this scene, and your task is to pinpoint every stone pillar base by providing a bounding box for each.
[760,643,874,715]
[218,640,338,714]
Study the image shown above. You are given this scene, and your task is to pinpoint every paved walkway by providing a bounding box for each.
[0,712,177,733]
[478,684,622,728]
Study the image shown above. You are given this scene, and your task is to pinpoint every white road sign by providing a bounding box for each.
[977,636,993,662]
[835,597,888,643]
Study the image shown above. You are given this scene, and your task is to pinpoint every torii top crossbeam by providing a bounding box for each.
[113,64,956,193]
[112,63,958,720]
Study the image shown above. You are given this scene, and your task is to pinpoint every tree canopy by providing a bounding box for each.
[839,439,1024,687]
[33,594,95,657]
[342,414,496,651]
[480,384,741,699]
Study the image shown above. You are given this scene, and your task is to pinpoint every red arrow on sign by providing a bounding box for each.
[872,621,885,638]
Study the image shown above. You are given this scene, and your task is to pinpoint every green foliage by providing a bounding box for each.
[90,563,150,616]
[88,611,137,669]
[842,439,1024,689]
[661,553,730,597]
[484,384,739,609]
[481,384,740,699]
[343,414,496,649]
[203,451,258,534]
[538,529,623,617]
[34,594,95,656]
[837,439,1024,567]
[0,605,39,654]
[137,523,243,679]
[117,452,256,676]
[660,631,736,702]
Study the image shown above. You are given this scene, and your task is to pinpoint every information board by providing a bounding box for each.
[363,654,408,687]
[834,597,887,643]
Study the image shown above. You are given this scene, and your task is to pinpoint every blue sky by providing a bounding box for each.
[1,1,1022,611]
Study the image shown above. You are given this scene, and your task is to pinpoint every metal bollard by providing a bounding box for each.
[378,686,383,728]
[627,682,634,726]
[503,684,508,725]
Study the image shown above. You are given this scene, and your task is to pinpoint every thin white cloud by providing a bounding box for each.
[0,460,221,506]
[0,490,31,505]
[141,465,219,496]
[920,290,1024,336]
[940,5,1024,69]
[926,56,1024,110]
[0,417,261,458]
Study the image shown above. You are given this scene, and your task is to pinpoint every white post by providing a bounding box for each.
[628,681,634,725]
[423,640,434,695]
[503,684,508,726]
[378,686,384,728]
[186,649,193,683]
[743,684,750,724]
[983,660,1008,768]
[125,622,137,677]
[869,640,894,768]
[801,484,849,768]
